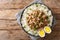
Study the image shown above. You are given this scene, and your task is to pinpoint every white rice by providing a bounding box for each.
[21,3,53,36]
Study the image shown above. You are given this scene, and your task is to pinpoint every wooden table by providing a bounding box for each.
[0,0,60,40]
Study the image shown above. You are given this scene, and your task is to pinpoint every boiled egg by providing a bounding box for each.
[44,26,52,34]
[38,29,45,37]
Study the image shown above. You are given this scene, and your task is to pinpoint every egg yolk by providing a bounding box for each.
[38,30,45,37]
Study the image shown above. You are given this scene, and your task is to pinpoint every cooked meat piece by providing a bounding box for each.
[26,10,49,30]
[42,15,47,19]
[43,19,48,26]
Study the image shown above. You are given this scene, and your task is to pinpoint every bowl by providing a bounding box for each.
[16,0,55,37]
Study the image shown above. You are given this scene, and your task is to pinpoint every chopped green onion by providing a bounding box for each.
[29,8,32,10]
[48,20,50,23]
[27,30,30,32]
[24,25,26,28]
[40,18,43,22]
[49,15,52,17]
[43,6,47,9]
[34,27,37,31]
[46,16,49,19]
[36,4,39,7]
[35,32,37,34]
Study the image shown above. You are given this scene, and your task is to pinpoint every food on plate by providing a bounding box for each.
[21,3,53,37]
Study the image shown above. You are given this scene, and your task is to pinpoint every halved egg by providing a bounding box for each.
[44,26,52,34]
[38,29,45,37]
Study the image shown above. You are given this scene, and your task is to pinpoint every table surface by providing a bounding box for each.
[0,0,60,40]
